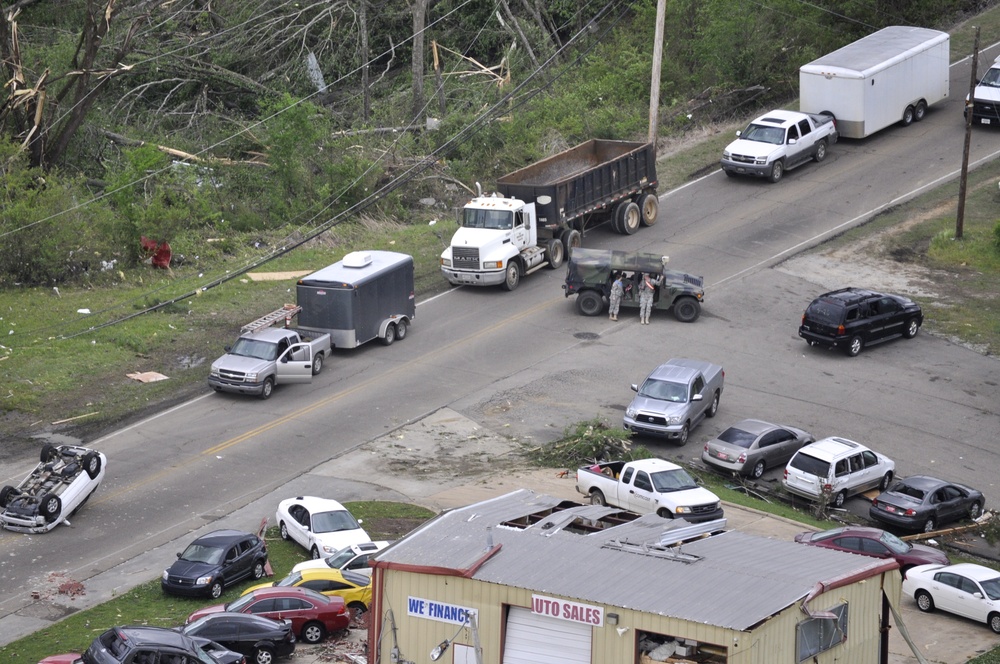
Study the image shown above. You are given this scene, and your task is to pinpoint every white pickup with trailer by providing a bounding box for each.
[799,26,949,139]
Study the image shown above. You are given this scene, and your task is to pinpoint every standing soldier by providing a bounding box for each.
[609,271,625,321]
[639,272,656,324]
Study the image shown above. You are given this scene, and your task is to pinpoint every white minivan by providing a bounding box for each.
[782,437,895,508]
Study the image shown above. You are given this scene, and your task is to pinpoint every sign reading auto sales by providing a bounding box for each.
[531,594,604,626]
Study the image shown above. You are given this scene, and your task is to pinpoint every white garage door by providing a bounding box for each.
[502,606,592,664]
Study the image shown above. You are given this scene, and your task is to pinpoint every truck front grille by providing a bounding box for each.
[636,413,667,426]
[452,247,480,269]
[728,153,757,165]
[218,369,248,382]
[691,503,720,515]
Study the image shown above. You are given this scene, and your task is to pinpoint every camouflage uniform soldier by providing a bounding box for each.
[609,272,625,321]
[639,272,656,324]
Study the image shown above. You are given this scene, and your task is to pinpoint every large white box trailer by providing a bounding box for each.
[799,26,949,139]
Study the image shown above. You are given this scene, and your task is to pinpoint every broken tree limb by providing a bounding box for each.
[99,130,269,166]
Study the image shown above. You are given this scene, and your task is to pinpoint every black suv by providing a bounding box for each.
[799,287,922,356]
[40,625,244,664]
[162,529,269,599]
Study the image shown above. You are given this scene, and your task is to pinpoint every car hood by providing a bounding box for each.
[628,394,688,418]
[167,559,220,580]
[188,603,228,623]
[38,656,81,664]
[972,82,1000,103]
[906,542,951,566]
[213,354,271,373]
[725,138,780,158]
[313,529,370,552]
[292,559,329,573]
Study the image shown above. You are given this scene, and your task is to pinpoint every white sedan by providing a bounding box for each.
[276,496,371,559]
[902,563,1000,633]
[0,443,107,533]
[292,540,392,577]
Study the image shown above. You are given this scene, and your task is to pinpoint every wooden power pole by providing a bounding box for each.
[648,0,667,145]
[957,26,980,240]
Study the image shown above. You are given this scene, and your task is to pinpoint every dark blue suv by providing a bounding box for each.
[162,529,269,599]
[799,287,923,357]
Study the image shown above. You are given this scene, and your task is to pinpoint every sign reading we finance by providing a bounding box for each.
[407,596,478,626]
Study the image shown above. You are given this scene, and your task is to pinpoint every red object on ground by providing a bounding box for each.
[140,236,172,269]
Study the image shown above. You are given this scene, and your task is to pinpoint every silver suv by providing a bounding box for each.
[782,437,895,508]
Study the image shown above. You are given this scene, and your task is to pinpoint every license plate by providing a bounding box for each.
[984,119,992,125]
[716,451,727,460]
[737,168,747,173]
[885,505,896,513]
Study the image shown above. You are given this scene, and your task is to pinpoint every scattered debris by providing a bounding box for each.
[246,271,312,282]
[126,371,169,383]
[51,412,99,425]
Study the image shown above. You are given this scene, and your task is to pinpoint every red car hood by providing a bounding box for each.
[39,655,81,664]
[186,602,228,623]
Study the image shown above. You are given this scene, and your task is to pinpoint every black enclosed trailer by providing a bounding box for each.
[296,250,415,347]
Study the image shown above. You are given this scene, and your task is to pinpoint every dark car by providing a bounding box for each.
[162,529,269,599]
[701,418,814,478]
[39,625,246,664]
[870,475,986,533]
[186,586,350,644]
[794,526,949,573]
[182,612,295,664]
[798,287,923,356]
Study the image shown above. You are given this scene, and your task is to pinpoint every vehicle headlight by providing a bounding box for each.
[722,150,731,159]
[162,570,169,581]
[196,575,214,585]
[666,415,682,424]
[626,407,637,418]
[755,157,768,165]
[440,258,452,268]
[245,372,258,382]
[210,368,220,378]
[675,506,692,514]
[484,261,503,269]
[322,544,337,554]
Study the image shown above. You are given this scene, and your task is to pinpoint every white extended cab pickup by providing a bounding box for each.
[576,458,723,523]
[721,109,838,183]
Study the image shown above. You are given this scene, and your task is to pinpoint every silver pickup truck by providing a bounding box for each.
[720,109,838,183]
[208,326,331,399]
[623,358,724,444]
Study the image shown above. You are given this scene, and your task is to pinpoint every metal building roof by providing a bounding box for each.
[376,490,891,631]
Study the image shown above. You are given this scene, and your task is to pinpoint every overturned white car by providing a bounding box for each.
[0,443,107,533]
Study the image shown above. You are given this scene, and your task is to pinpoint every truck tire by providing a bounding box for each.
[589,489,607,506]
[381,323,397,345]
[40,443,58,463]
[544,238,565,269]
[617,201,641,235]
[260,377,275,400]
[902,105,915,126]
[561,229,582,258]
[0,485,17,508]
[83,451,102,479]
[40,493,62,522]
[677,422,690,445]
[311,352,324,375]
[610,204,625,234]
[639,193,659,227]
[672,297,701,323]
[395,318,408,340]
[914,100,927,121]
[813,140,827,163]
[576,291,604,317]
[501,261,521,291]
[768,160,784,183]
[657,508,675,519]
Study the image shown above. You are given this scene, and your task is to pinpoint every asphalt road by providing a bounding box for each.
[2,43,1000,648]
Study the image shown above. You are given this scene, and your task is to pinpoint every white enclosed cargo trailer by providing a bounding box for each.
[799,26,949,139]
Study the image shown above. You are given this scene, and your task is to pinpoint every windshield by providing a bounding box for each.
[325,548,357,568]
[226,592,256,612]
[638,378,687,402]
[650,468,699,492]
[463,208,513,230]
[878,530,911,555]
[179,543,225,565]
[276,571,303,587]
[718,427,756,449]
[312,510,361,534]
[183,616,212,634]
[980,576,1000,600]
[740,123,785,145]
[980,67,1000,88]
[228,337,278,361]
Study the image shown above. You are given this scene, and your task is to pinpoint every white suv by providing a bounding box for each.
[782,437,894,508]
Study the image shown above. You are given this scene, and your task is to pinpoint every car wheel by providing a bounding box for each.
[40,493,62,522]
[311,352,324,375]
[544,238,565,269]
[209,580,224,599]
[501,261,521,292]
[639,192,659,227]
[879,472,893,492]
[254,646,275,664]
[311,545,321,560]
[845,335,863,357]
[40,443,58,463]
[902,105,915,126]
[750,460,766,479]
[768,160,784,183]
[813,140,827,163]
[279,522,290,540]
[590,490,607,506]
[922,517,937,533]
[380,323,396,346]
[678,423,690,445]
[302,621,327,644]
[576,291,604,317]
[903,318,920,339]
[833,491,846,509]
[82,451,102,479]
[348,601,368,616]
[252,561,265,580]
[672,297,701,323]
[395,318,408,341]
[657,508,676,519]
[260,377,274,400]
[989,612,1000,634]
[706,391,720,418]
[971,502,983,520]
[914,100,928,121]
[915,590,934,613]
[617,201,641,235]
[562,229,582,258]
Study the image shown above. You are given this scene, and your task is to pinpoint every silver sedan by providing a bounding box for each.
[702,419,814,479]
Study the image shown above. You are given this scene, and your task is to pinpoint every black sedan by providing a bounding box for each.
[870,475,985,533]
[182,612,296,664]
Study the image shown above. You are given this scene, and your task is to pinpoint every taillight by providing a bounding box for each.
[904,509,916,516]
[823,483,832,493]
[783,469,789,480]
[802,313,806,324]
[703,442,709,452]
[837,324,846,336]
[737,453,747,464]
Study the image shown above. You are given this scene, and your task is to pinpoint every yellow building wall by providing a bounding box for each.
[372,569,901,664]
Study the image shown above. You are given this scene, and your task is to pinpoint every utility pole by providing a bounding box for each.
[648,0,667,145]
[957,26,980,240]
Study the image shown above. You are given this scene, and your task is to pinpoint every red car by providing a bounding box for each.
[794,525,949,573]
[186,586,349,644]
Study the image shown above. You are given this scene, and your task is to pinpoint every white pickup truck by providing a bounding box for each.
[720,109,838,183]
[576,458,723,523]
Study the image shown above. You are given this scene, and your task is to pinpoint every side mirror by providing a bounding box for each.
[176,552,182,559]
[692,393,703,402]
[788,138,798,145]
[630,384,639,393]
[224,345,232,353]
[735,130,742,138]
